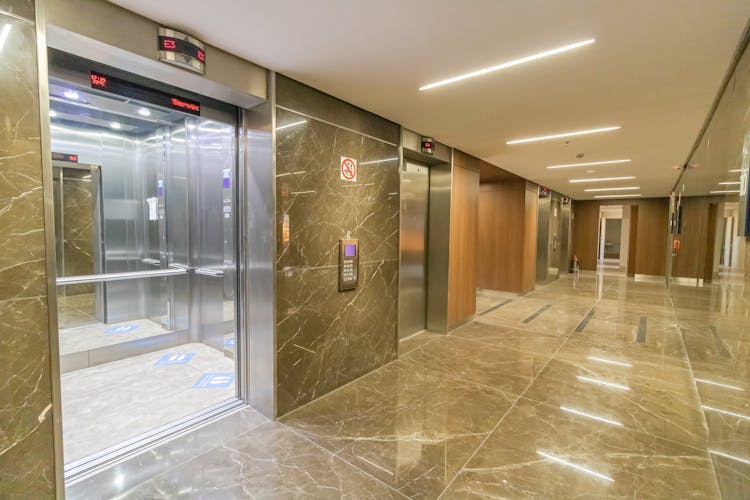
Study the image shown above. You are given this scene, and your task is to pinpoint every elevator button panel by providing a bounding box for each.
[339,239,359,291]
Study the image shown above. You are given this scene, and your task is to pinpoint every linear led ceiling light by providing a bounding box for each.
[507,126,620,145]
[419,38,595,91]
[710,190,740,194]
[547,159,631,169]
[569,176,635,183]
[584,186,639,192]
[594,194,642,199]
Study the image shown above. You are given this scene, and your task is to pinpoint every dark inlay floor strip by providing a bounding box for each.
[636,316,648,343]
[574,308,596,333]
[523,304,552,324]
[479,299,513,316]
[709,326,732,358]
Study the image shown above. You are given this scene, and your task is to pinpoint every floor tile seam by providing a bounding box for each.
[670,294,723,497]
[445,333,562,360]
[398,335,440,357]
[276,420,410,499]
[279,350,407,421]
[398,356,523,400]
[434,300,592,499]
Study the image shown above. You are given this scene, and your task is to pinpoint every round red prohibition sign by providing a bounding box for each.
[341,158,356,180]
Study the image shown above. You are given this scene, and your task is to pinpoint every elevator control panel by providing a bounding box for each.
[339,239,359,291]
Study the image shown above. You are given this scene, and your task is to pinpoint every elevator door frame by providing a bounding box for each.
[45,49,257,484]
[398,160,430,340]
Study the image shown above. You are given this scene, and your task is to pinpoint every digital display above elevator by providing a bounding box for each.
[89,71,202,116]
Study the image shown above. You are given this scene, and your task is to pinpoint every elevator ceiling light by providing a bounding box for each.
[594,194,641,199]
[584,186,639,192]
[507,126,620,145]
[137,107,151,116]
[569,176,635,183]
[63,89,80,100]
[110,121,122,130]
[710,190,740,194]
[418,38,595,91]
[719,181,740,185]
[547,159,631,169]
[0,24,11,53]
[276,119,307,131]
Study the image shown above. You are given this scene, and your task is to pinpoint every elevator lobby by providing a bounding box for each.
[2,1,750,498]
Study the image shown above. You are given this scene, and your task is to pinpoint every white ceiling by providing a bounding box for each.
[109,0,750,199]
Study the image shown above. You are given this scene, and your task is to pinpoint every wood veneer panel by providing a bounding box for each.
[448,165,479,327]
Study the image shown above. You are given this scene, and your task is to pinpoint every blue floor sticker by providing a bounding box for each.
[104,324,139,334]
[155,353,195,366]
[192,372,235,389]
[224,338,236,347]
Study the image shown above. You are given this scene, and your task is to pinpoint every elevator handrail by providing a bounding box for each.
[56,268,188,285]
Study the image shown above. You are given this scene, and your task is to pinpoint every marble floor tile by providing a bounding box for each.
[58,274,750,498]
[281,360,515,498]
[123,422,405,499]
[522,358,708,449]
[401,335,550,396]
[443,397,719,499]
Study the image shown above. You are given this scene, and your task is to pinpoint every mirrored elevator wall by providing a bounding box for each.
[51,117,236,370]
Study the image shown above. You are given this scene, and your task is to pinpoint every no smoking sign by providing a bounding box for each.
[340,156,357,182]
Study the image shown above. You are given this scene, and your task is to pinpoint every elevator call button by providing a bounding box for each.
[339,239,359,291]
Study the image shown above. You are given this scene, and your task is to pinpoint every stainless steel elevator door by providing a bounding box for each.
[399,161,429,339]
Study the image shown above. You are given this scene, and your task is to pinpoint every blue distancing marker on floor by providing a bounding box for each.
[104,324,139,334]
[193,372,235,389]
[224,338,236,347]
[155,353,195,366]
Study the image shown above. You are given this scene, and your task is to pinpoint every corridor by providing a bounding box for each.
[68,273,747,498]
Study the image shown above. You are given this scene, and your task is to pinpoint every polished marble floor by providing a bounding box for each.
[69,273,748,498]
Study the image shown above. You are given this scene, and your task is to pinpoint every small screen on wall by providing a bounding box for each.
[344,244,356,257]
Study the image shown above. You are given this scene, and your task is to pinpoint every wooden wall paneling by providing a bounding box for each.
[704,203,718,282]
[633,198,669,276]
[673,197,708,279]
[448,164,479,327]
[571,201,601,270]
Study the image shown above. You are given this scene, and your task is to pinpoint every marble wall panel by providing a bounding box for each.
[0,3,57,497]
[275,80,400,414]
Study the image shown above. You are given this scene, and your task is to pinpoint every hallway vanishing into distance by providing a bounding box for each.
[68,273,748,498]
[4,1,750,497]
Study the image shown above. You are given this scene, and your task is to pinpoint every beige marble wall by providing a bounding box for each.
[275,75,400,415]
[0,1,58,496]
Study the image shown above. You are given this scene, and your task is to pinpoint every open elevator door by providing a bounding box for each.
[48,49,244,479]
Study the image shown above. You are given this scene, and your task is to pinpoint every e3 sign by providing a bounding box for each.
[158,27,206,75]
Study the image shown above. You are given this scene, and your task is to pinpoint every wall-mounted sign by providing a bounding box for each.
[158,27,206,75]
[52,152,78,163]
[539,186,550,198]
[340,156,357,182]
[90,71,201,116]
[421,137,434,155]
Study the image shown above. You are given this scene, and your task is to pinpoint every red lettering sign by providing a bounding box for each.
[90,74,107,87]
[171,98,200,113]
[163,38,177,50]
[197,50,205,62]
